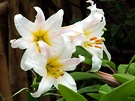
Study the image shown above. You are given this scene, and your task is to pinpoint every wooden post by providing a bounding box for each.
[0,30,13,101]
[8,0,28,101]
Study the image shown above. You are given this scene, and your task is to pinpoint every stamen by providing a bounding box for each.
[94,45,102,49]
[95,39,102,44]
[36,43,41,53]
[88,43,93,47]
[47,65,64,79]
[54,75,59,79]
[90,37,97,41]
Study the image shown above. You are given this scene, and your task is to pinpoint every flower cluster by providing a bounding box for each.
[10,0,111,98]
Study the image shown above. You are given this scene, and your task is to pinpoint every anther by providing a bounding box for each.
[94,45,102,49]
[90,37,97,41]
[88,43,93,47]
[95,39,102,44]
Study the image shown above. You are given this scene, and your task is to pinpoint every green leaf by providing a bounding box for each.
[125,20,135,26]
[58,84,87,101]
[78,85,102,94]
[56,98,66,101]
[117,64,127,73]
[102,60,116,69]
[125,30,135,44]
[113,73,135,83]
[100,79,135,101]
[43,92,61,96]
[126,63,135,76]
[127,97,135,101]
[98,84,112,98]
[26,90,38,101]
[87,93,99,100]
[73,46,92,65]
[70,72,101,81]
[0,92,5,101]
[127,8,135,18]
[125,54,135,73]
[118,63,135,76]
[111,24,121,37]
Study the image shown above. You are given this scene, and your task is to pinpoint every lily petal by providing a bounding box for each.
[31,76,53,98]
[49,35,72,59]
[20,43,38,71]
[61,55,84,71]
[53,72,77,92]
[85,46,103,59]
[34,7,45,26]
[102,43,111,60]
[10,38,31,49]
[38,41,53,58]
[25,53,47,76]
[57,35,73,59]
[14,14,36,41]
[42,9,64,36]
[21,50,33,71]
[91,55,102,72]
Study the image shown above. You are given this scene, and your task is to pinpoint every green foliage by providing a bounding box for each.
[26,91,38,101]
[127,8,135,18]
[58,84,87,101]
[0,92,5,101]
[78,85,102,94]
[113,73,135,83]
[70,72,101,81]
[98,84,112,98]
[102,60,116,69]
[100,79,135,101]
[73,46,92,65]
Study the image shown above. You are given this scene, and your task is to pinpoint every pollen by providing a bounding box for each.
[95,39,102,44]
[46,60,64,79]
[94,45,102,49]
[36,43,41,53]
[88,43,93,47]
[90,36,97,41]
[84,37,105,49]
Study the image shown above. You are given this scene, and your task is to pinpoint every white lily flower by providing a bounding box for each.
[25,38,84,97]
[10,7,64,71]
[60,0,111,72]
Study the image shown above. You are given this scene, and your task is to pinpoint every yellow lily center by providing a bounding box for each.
[46,59,64,79]
[84,36,105,49]
[33,30,50,52]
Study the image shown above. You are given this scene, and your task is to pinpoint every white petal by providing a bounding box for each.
[25,53,47,76]
[85,46,103,59]
[49,35,72,59]
[57,35,73,59]
[38,41,53,58]
[10,38,31,49]
[102,43,111,60]
[34,7,45,26]
[91,55,102,72]
[21,50,33,71]
[61,55,84,71]
[20,43,38,71]
[42,9,64,35]
[53,72,77,92]
[14,14,36,41]
[31,76,53,98]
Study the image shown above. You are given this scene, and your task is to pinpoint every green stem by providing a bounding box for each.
[125,54,135,73]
